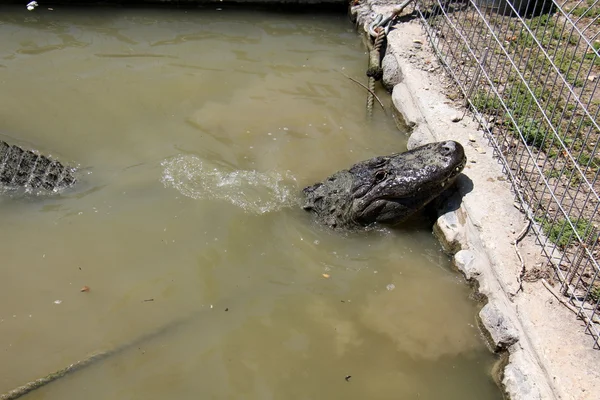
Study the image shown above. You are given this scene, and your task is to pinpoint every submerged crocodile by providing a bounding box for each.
[0,140,76,192]
[302,140,466,229]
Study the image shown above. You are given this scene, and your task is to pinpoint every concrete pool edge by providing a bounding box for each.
[351,3,580,400]
[389,45,557,399]
[382,26,556,400]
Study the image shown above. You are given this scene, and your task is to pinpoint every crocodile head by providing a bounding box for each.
[302,141,466,229]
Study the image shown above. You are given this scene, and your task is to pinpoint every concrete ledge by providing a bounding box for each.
[351,2,566,399]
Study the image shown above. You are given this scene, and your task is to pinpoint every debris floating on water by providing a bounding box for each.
[322,274,330,279]
[26,1,38,11]
[53,300,62,305]
[80,286,90,292]
[386,284,396,291]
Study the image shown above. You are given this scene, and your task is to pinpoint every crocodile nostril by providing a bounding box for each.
[440,141,455,156]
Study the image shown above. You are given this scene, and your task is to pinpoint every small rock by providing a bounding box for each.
[451,114,462,122]
[478,121,493,131]
[475,147,487,154]
[588,75,596,82]
[503,363,546,399]
[382,53,403,91]
[479,303,519,351]
[468,135,477,142]
[454,250,479,280]
[433,203,466,254]
[413,39,423,44]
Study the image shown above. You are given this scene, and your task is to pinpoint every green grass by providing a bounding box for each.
[503,81,551,151]
[514,14,577,48]
[584,42,600,66]
[497,54,596,164]
[536,216,594,249]
[519,117,546,148]
[570,1,600,18]
[577,153,600,170]
[544,169,561,179]
[509,13,597,85]
[439,6,599,175]
[506,80,549,111]
[590,286,600,303]
[471,90,502,113]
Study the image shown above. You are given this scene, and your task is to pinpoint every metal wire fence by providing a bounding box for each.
[413,0,600,347]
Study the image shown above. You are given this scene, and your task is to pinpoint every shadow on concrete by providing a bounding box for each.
[389,173,474,232]
[435,173,474,214]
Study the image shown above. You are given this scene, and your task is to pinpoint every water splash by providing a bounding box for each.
[161,155,299,214]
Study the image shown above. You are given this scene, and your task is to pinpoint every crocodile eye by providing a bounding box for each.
[374,170,387,183]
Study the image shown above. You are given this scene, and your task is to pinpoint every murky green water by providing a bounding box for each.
[0,7,501,400]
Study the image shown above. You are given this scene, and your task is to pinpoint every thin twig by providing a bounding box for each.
[338,71,386,113]
[542,279,600,326]
[514,219,531,294]
[541,279,581,315]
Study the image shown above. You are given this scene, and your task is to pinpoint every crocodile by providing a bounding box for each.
[0,140,76,192]
[302,140,466,229]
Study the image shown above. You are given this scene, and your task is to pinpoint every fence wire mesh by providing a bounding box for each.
[413,0,600,346]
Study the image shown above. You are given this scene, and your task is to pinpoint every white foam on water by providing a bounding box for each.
[161,155,299,214]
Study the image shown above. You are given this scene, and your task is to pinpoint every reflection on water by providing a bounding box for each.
[0,7,500,400]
